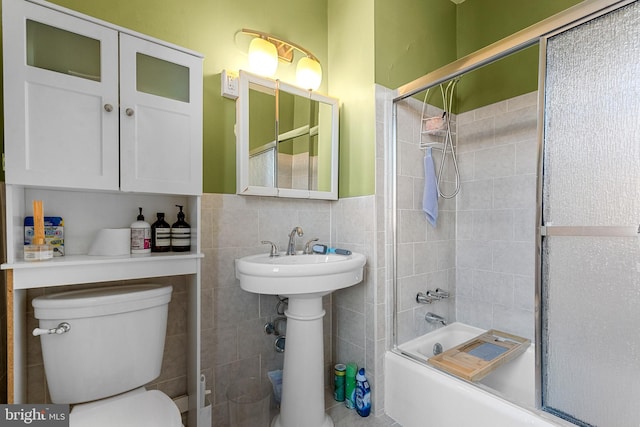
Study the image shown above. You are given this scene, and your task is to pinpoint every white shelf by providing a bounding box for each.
[2,252,203,289]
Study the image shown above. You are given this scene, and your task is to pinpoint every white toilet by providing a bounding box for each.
[32,284,183,427]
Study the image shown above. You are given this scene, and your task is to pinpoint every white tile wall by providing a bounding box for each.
[201,192,381,425]
[456,91,538,341]
[393,90,539,346]
[392,92,457,345]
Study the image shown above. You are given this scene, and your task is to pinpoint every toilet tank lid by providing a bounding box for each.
[32,284,173,320]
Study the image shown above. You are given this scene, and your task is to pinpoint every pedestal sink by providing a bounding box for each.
[236,251,366,427]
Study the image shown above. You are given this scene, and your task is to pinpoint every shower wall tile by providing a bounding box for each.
[507,91,538,111]
[397,175,415,209]
[391,92,456,348]
[474,99,507,120]
[514,275,535,311]
[515,138,539,175]
[494,105,538,145]
[493,175,537,209]
[457,116,495,152]
[473,209,514,241]
[472,270,514,306]
[456,268,474,298]
[474,144,516,179]
[454,92,538,341]
[492,241,535,276]
[457,240,493,269]
[458,179,494,210]
[413,242,439,275]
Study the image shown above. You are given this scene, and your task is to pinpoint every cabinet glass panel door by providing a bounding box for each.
[119,34,203,195]
[27,20,101,81]
[3,0,119,190]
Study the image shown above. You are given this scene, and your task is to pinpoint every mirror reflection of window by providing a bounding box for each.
[279,91,311,191]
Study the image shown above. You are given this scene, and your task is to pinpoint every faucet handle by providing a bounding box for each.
[303,238,319,254]
[434,288,450,298]
[261,240,279,257]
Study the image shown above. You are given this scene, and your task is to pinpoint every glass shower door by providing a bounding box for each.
[541,2,640,426]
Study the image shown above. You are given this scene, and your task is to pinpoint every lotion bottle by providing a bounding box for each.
[131,207,151,254]
[171,205,191,252]
[151,212,171,252]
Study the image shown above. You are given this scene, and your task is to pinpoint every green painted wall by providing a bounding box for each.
[329,0,376,197]
[374,0,457,92]
[373,0,583,114]
[455,0,583,112]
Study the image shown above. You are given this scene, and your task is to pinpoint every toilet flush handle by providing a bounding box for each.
[32,322,71,337]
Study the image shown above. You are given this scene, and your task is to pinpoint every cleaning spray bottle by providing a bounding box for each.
[171,205,191,252]
[131,207,151,254]
[355,367,371,417]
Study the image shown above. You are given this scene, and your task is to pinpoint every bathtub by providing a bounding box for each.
[385,323,572,427]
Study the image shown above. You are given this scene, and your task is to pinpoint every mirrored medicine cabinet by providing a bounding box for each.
[236,70,339,200]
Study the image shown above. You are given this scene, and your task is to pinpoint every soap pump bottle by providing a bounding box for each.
[131,207,151,254]
[171,205,191,252]
[355,367,371,417]
[151,212,171,252]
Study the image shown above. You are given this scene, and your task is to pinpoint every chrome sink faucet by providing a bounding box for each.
[286,226,304,255]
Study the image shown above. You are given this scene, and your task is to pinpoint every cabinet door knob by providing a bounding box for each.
[125,108,135,117]
[104,104,113,112]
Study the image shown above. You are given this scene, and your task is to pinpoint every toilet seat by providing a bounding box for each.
[70,388,183,427]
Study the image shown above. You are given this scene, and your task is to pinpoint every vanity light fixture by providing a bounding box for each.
[241,28,322,91]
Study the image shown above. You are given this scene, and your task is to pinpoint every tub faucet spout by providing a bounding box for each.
[425,312,447,326]
[286,226,304,255]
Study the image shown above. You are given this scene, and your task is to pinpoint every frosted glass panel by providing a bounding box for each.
[27,20,101,81]
[542,237,640,426]
[543,2,640,227]
[542,2,640,426]
[136,53,189,102]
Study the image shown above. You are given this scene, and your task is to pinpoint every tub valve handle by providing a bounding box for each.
[33,322,71,337]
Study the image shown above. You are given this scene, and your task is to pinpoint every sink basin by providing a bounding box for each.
[235,252,366,296]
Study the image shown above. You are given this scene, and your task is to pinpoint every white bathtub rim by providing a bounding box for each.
[385,350,576,427]
[396,322,537,405]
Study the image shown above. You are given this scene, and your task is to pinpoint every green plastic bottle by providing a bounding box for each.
[345,362,357,409]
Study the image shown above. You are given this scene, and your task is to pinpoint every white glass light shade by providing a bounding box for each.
[248,37,278,76]
[296,57,322,91]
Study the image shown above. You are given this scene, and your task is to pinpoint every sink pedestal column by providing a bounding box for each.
[271,294,333,427]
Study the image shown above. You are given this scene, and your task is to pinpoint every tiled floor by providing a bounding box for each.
[324,388,401,427]
[267,388,401,427]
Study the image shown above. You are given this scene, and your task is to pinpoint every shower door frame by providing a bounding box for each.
[390,0,636,414]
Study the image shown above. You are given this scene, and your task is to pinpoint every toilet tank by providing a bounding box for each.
[32,284,173,404]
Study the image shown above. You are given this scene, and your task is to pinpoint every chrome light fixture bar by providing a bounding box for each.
[240,28,322,91]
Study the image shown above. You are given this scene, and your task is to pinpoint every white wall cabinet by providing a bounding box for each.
[3,0,203,195]
[1,1,204,425]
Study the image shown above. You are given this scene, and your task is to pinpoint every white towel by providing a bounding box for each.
[423,147,438,227]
